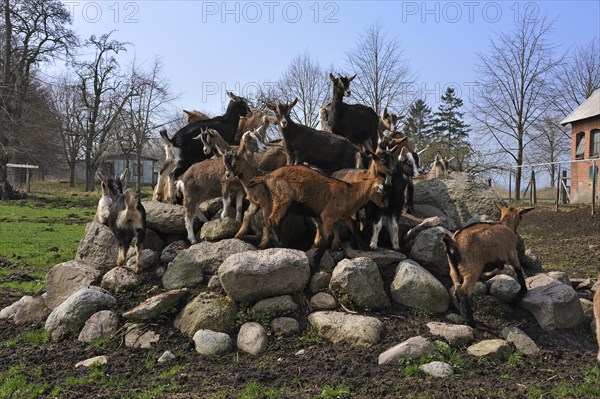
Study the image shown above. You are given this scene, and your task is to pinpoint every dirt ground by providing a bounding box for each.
[0,205,599,399]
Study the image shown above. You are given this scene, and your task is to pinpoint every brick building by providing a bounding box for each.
[560,90,600,203]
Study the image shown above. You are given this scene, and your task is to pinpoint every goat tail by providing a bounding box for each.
[441,233,461,278]
[159,129,171,144]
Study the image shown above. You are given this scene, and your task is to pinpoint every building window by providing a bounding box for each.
[575,132,585,159]
[591,130,600,157]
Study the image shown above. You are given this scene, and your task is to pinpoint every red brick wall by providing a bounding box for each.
[570,116,600,203]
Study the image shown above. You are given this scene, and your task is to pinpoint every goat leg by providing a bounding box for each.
[405,181,415,214]
[116,246,127,267]
[237,203,258,239]
[369,217,383,250]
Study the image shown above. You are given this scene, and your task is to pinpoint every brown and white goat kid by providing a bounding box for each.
[95,169,128,225]
[378,107,403,139]
[441,203,534,327]
[253,165,387,266]
[414,154,453,183]
[107,189,146,272]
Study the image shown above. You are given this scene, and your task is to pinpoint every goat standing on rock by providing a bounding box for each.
[442,203,534,327]
[107,189,146,273]
[95,169,128,225]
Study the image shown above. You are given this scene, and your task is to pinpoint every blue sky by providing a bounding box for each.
[60,1,600,117]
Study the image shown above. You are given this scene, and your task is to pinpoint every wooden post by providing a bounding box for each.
[592,160,596,216]
[530,169,536,205]
[26,167,31,193]
[561,170,568,204]
[555,164,561,212]
[508,168,512,204]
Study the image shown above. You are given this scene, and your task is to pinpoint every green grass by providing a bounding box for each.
[0,192,97,295]
[0,366,48,399]
[3,329,50,348]
[313,384,351,399]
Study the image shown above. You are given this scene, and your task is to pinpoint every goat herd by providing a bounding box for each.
[92,74,600,358]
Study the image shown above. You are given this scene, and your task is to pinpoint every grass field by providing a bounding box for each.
[0,182,152,296]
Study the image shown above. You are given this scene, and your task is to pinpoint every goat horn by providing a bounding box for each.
[447,157,455,162]
[417,146,429,155]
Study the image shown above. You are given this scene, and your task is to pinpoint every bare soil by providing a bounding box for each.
[1,205,599,399]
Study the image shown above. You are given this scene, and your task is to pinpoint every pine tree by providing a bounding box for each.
[431,88,472,171]
[402,99,433,151]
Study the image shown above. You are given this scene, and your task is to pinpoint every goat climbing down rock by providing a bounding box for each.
[441,202,534,327]
[95,169,128,225]
[107,189,146,272]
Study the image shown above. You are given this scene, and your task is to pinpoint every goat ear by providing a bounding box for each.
[227,91,237,100]
[289,98,298,108]
[265,102,276,111]
[183,110,192,116]
[494,202,505,212]
[96,172,106,184]
[119,168,129,184]
[329,73,336,82]
[383,107,389,118]
[348,74,356,82]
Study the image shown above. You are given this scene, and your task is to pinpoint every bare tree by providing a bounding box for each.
[117,58,178,191]
[527,114,570,188]
[73,32,137,191]
[550,37,600,118]
[277,53,329,128]
[473,12,561,200]
[344,22,415,116]
[0,0,77,198]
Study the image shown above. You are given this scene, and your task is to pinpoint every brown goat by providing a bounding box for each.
[442,202,534,327]
[235,108,277,143]
[594,279,600,362]
[252,165,387,266]
[414,154,453,183]
[378,107,404,139]
[184,109,210,124]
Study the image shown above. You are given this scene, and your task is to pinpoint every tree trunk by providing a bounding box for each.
[69,162,76,187]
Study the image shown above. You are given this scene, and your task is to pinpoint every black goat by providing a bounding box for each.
[265,99,360,172]
[159,91,252,184]
[107,189,146,272]
[95,169,128,225]
[365,147,420,250]
[326,73,379,154]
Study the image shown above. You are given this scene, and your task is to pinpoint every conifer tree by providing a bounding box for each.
[401,99,433,151]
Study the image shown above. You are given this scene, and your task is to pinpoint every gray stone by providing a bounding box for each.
[158,351,176,364]
[426,322,474,346]
[413,172,503,228]
[464,214,494,226]
[309,293,337,311]
[200,217,241,242]
[144,200,204,235]
[45,260,102,310]
[578,290,594,301]
[271,317,300,337]
[207,275,222,291]
[378,336,436,365]
[467,339,512,359]
[405,216,457,241]
[193,329,233,356]
[162,250,204,290]
[219,248,310,303]
[419,361,454,378]
[0,296,29,320]
[100,267,142,294]
[343,247,407,267]
[124,323,160,349]
[473,281,488,297]
[444,313,465,324]
[500,326,540,355]
[520,274,585,331]
[521,248,543,275]
[488,274,522,303]
[390,259,449,314]
[122,289,188,321]
[143,229,164,252]
[580,298,594,320]
[409,227,453,276]
[252,295,298,319]
[78,310,119,343]
[547,271,571,286]
[75,356,108,368]
[45,287,116,340]
[329,258,390,310]
[174,293,238,337]
[308,311,383,348]
[160,241,189,264]
[11,296,49,325]
[237,322,268,356]
[130,249,159,272]
[309,271,332,293]
[411,204,449,222]
[76,222,119,271]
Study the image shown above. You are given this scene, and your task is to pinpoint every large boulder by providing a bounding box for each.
[193,329,233,356]
[100,267,142,294]
[75,222,118,271]
[200,217,241,242]
[78,310,119,343]
[1,296,50,325]
[122,289,188,321]
[143,200,205,235]
[237,322,268,356]
[409,227,453,276]
[329,258,390,310]
[390,260,449,314]
[45,261,102,310]
[219,249,310,303]
[162,239,256,290]
[413,172,503,228]
[520,274,585,331]
[45,287,116,340]
[174,293,239,337]
[426,322,475,346]
[308,311,384,348]
[378,336,436,365]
